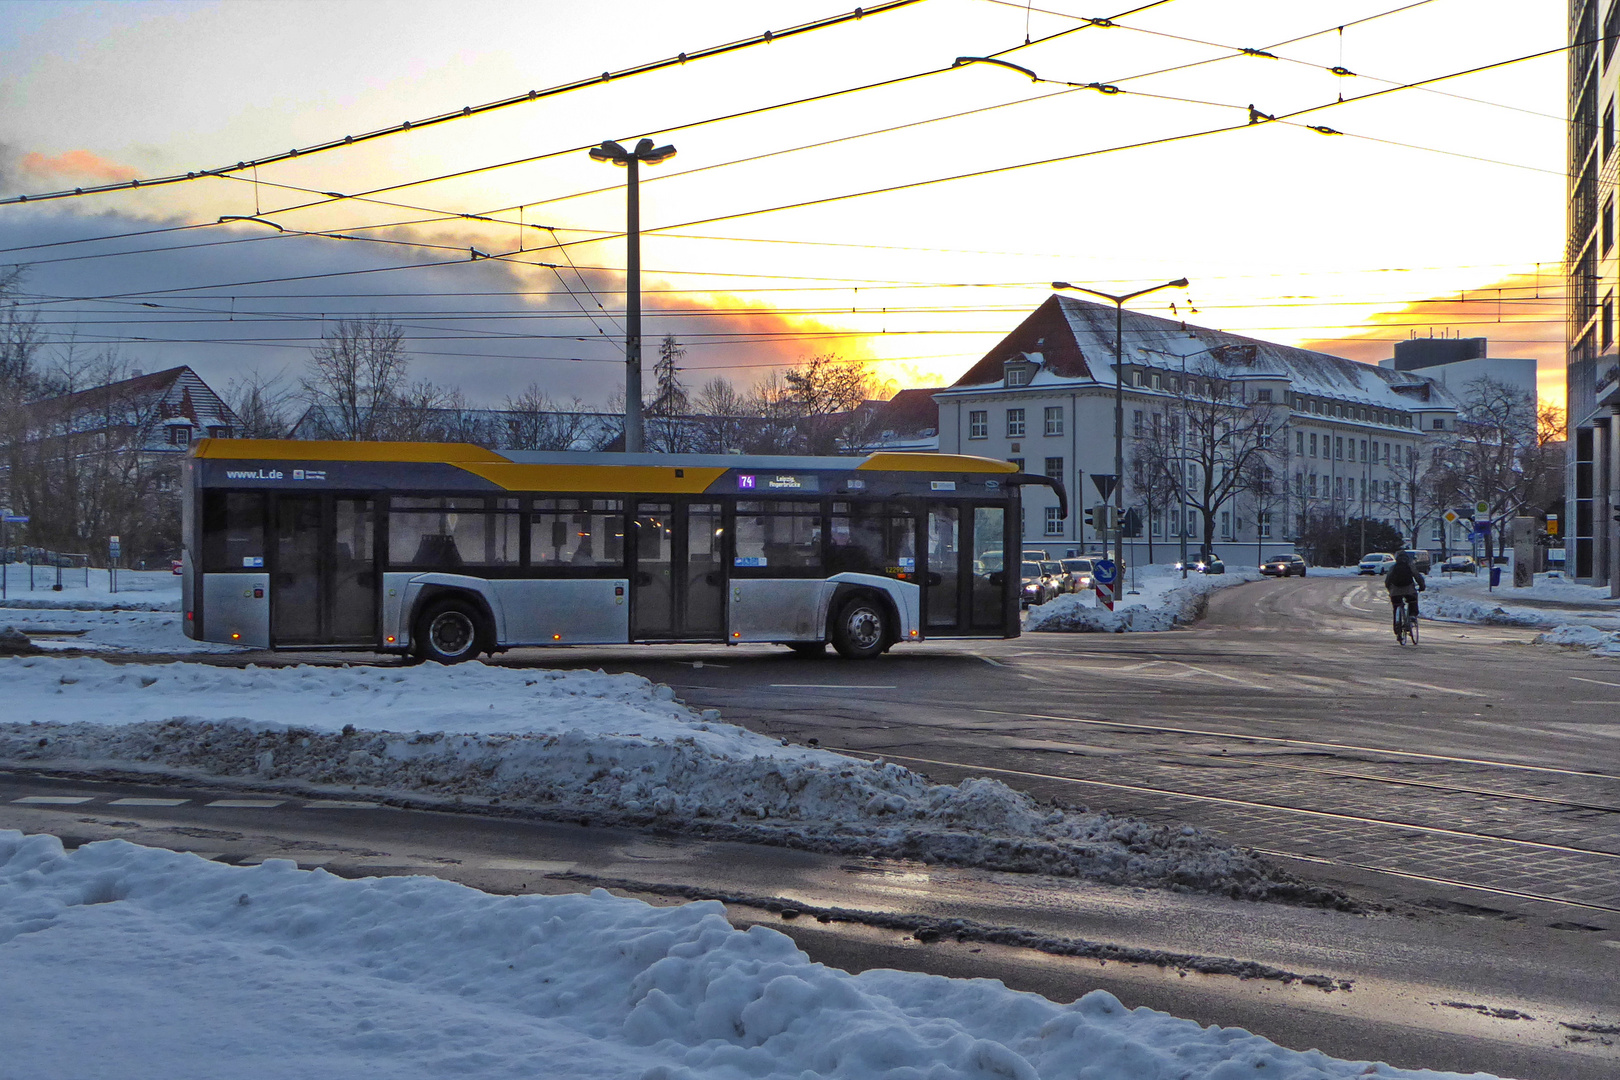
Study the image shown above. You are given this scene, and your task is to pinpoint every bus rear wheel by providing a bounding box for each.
[415,598,485,664]
[831,596,887,660]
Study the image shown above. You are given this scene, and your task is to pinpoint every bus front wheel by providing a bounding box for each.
[831,596,887,660]
[415,598,485,664]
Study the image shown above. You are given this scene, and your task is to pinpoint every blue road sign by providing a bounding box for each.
[1,515,27,524]
[1093,558,1118,585]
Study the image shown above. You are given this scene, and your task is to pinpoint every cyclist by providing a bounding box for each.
[1384,549,1425,640]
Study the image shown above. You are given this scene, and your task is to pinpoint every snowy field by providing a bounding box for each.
[1026,564,1261,633]
[0,656,1331,903]
[0,831,1499,1080]
[0,563,180,610]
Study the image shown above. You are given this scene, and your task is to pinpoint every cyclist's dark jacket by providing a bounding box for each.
[1385,561,1424,598]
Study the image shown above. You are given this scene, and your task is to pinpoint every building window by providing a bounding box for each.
[1258,512,1271,540]
[1008,457,1024,472]
[1431,417,1445,431]
[1132,409,1143,437]
[1006,408,1025,437]
[1606,293,1615,350]
[968,410,988,438]
[1220,511,1231,539]
[1359,439,1367,463]
[1044,456,1063,482]
[1044,506,1063,536]
[1308,474,1317,497]
[169,426,191,446]
[1334,436,1343,460]
[1005,366,1029,387]
[1043,406,1063,436]
[1187,514,1198,538]
[1257,423,1270,448]
[1256,388,1272,402]
[1133,371,1146,387]
[1309,432,1317,457]
[1151,372,1162,390]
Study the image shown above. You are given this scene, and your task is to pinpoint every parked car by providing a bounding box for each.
[1059,557,1095,590]
[1176,556,1225,574]
[1260,553,1308,577]
[1358,552,1396,575]
[1440,554,1478,575]
[1020,561,1055,608]
[1040,560,1075,593]
[1022,549,1051,563]
[1401,548,1432,574]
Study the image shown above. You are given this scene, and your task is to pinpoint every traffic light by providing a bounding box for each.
[1084,505,1101,532]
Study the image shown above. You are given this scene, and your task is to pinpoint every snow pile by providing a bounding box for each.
[1422,591,1550,628]
[1533,624,1620,657]
[1028,566,1258,634]
[0,832,1495,1080]
[0,657,1335,903]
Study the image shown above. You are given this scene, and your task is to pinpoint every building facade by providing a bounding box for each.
[935,295,1460,563]
[1566,0,1620,593]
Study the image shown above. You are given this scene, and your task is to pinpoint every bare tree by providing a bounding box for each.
[1130,362,1282,560]
[300,316,411,440]
[690,376,750,453]
[1445,376,1551,562]
[225,371,297,439]
[503,384,601,450]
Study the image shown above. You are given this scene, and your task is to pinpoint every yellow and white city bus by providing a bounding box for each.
[181,440,1064,661]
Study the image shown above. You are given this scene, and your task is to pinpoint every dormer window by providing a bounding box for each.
[1002,352,1039,387]
[1256,388,1272,403]
[1005,366,1030,387]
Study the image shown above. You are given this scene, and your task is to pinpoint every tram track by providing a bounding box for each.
[825,746,1620,915]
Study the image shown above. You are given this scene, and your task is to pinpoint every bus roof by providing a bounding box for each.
[188,439,1022,496]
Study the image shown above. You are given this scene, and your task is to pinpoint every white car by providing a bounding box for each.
[1357,552,1396,575]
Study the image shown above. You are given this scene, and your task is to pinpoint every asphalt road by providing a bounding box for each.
[4,573,1618,1078]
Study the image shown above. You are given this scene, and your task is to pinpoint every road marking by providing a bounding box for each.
[11,795,94,805]
[768,684,897,690]
[979,656,1005,666]
[1381,678,1487,698]
[205,799,284,808]
[1571,700,1620,705]
[303,800,379,809]
[1570,676,1620,689]
[109,798,189,807]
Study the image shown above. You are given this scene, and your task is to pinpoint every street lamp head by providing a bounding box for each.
[1052,281,1072,290]
[952,56,1040,80]
[640,143,677,165]
[1168,278,1189,288]
[589,140,630,164]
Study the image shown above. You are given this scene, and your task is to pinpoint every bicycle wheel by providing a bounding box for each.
[1408,609,1418,645]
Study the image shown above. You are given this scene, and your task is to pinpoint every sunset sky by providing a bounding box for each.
[0,0,1568,410]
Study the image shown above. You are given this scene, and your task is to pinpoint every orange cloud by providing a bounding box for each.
[1293,270,1566,408]
[20,149,139,184]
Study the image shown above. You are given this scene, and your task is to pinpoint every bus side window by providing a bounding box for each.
[201,492,266,571]
[389,496,515,568]
[531,498,624,569]
[734,500,821,573]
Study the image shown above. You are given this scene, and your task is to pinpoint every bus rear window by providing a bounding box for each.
[201,492,266,571]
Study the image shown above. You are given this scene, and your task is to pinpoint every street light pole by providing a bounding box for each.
[1052,279,1188,573]
[590,137,677,453]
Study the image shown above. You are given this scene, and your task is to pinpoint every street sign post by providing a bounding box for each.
[109,535,121,594]
[1092,558,1118,612]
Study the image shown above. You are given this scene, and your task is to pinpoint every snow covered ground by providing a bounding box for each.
[0,831,1499,1080]
[1420,572,1620,656]
[0,655,1335,904]
[0,563,180,610]
[1026,564,1262,633]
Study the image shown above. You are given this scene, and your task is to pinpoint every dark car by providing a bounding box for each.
[1020,561,1054,608]
[1440,554,1478,575]
[1260,553,1307,577]
[1177,556,1224,575]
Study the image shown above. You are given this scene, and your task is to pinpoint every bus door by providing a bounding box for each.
[271,494,378,646]
[631,500,725,640]
[923,502,1011,636]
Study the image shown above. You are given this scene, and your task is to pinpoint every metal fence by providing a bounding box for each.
[1,548,91,593]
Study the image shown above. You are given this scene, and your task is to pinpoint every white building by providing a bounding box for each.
[1376,337,1537,403]
[935,295,1462,562]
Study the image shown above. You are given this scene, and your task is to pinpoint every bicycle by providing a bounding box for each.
[1394,601,1419,645]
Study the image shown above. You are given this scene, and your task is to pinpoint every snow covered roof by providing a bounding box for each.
[942,295,1460,414]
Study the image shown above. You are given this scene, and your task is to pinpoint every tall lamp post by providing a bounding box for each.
[1052,279,1188,569]
[589,137,677,453]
